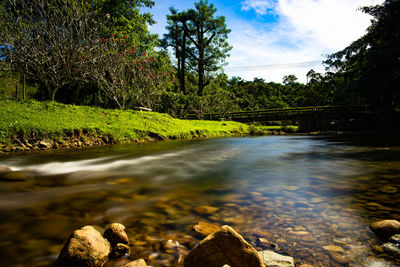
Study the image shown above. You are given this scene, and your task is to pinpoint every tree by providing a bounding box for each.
[88,34,175,109]
[0,0,103,101]
[88,0,158,51]
[162,7,189,94]
[324,0,400,110]
[164,0,232,96]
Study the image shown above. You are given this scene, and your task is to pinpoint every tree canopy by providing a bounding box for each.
[162,0,232,96]
[324,0,400,110]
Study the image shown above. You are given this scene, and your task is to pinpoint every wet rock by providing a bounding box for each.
[103,223,129,247]
[322,245,345,253]
[0,171,26,181]
[0,166,11,175]
[104,258,132,267]
[184,225,264,267]
[379,186,397,194]
[327,251,350,264]
[258,250,295,267]
[192,221,219,237]
[110,243,130,258]
[121,259,148,267]
[369,220,400,240]
[390,234,400,244]
[382,242,400,257]
[372,245,384,253]
[55,225,111,267]
[38,140,53,149]
[193,205,219,215]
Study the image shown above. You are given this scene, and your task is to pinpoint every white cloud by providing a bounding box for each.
[241,0,276,15]
[227,0,383,83]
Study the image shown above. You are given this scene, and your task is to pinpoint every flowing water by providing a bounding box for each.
[0,135,400,266]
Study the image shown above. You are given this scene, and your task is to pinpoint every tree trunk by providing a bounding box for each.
[198,45,204,96]
[180,31,187,94]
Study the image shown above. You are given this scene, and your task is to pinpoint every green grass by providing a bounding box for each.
[0,99,246,146]
[0,99,298,148]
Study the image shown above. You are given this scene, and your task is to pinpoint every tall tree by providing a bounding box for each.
[324,0,400,110]
[162,7,189,94]
[164,0,232,96]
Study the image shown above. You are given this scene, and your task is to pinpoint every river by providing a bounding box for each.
[0,135,399,266]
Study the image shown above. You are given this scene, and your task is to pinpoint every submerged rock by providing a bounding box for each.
[0,171,26,181]
[193,205,219,215]
[379,185,397,194]
[258,250,295,267]
[0,166,11,175]
[121,259,148,267]
[369,220,400,240]
[110,243,130,258]
[327,251,350,264]
[55,225,111,267]
[103,223,129,247]
[390,234,400,244]
[192,221,220,237]
[382,242,400,257]
[184,225,264,267]
[322,245,345,253]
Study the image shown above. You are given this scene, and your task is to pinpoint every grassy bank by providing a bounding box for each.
[0,99,296,151]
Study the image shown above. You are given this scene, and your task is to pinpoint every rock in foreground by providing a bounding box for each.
[369,220,400,240]
[184,225,264,267]
[258,250,295,267]
[55,225,111,267]
[104,223,129,247]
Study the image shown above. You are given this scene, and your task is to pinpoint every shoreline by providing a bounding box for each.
[3,129,400,155]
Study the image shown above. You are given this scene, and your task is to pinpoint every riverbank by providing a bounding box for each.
[0,99,296,153]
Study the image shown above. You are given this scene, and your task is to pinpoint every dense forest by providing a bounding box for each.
[0,0,399,117]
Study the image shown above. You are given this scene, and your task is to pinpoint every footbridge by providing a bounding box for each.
[183,106,400,132]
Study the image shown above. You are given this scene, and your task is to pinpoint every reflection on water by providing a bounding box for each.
[0,135,400,266]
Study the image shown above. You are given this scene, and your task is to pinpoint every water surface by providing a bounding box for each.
[0,135,399,266]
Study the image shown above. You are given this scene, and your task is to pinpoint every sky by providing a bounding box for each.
[147,0,383,83]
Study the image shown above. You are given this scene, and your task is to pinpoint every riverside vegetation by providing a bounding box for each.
[0,99,295,153]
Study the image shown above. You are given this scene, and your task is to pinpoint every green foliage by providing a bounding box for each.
[0,63,38,99]
[324,0,400,110]
[0,99,249,146]
[162,0,232,96]
[89,0,158,50]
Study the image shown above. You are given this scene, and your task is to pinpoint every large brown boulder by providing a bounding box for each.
[184,225,264,267]
[103,223,129,247]
[55,225,111,267]
[369,220,400,240]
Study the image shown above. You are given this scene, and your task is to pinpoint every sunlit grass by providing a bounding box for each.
[0,99,251,145]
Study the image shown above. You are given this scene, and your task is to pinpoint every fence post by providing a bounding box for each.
[15,83,18,99]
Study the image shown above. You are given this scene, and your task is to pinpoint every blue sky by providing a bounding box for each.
[147,0,382,83]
